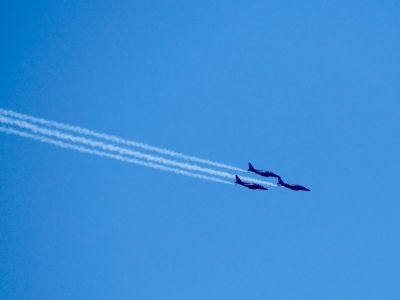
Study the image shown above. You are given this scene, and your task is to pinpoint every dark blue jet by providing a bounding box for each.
[277,177,310,191]
[235,175,268,190]
[248,163,281,179]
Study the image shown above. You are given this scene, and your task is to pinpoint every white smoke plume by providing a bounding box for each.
[0,108,245,172]
[0,115,276,187]
[0,126,233,185]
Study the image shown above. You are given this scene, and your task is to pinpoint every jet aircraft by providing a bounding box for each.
[235,175,268,190]
[277,177,310,191]
[248,163,281,178]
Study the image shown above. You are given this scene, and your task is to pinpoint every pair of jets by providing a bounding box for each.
[235,163,310,191]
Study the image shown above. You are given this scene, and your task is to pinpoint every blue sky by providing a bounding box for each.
[1,1,400,299]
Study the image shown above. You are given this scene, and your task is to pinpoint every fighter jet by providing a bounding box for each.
[235,175,268,190]
[277,177,310,191]
[248,163,281,178]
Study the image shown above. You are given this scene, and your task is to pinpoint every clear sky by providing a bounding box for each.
[1,1,400,299]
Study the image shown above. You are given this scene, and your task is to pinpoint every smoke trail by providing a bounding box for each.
[0,108,245,172]
[0,126,233,185]
[0,115,276,187]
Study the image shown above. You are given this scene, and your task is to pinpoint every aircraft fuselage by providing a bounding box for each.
[235,175,268,190]
[280,183,310,191]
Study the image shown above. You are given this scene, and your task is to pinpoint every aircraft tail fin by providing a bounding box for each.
[248,162,255,171]
[235,175,242,184]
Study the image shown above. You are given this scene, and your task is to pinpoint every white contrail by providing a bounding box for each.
[0,108,245,172]
[0,126,233,185]
[0,115,276,187]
